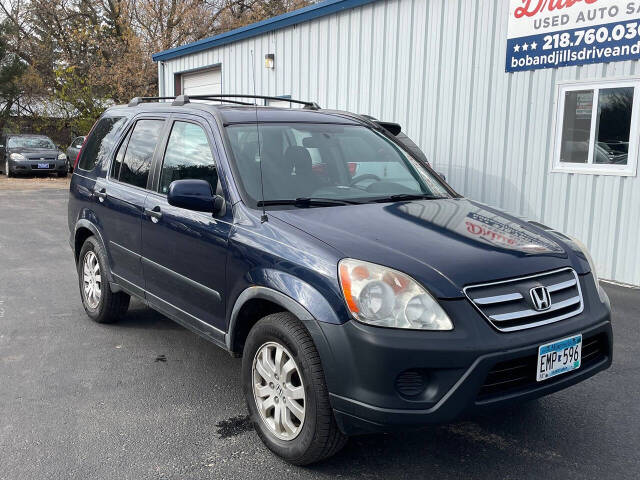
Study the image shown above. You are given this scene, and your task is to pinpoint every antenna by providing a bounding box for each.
[251,49,268,223]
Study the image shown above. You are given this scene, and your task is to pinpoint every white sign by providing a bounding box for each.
[506,0,640,72]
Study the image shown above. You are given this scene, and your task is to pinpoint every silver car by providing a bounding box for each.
[66,136,85,172]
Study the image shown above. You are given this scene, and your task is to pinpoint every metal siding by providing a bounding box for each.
[158,0,640,286]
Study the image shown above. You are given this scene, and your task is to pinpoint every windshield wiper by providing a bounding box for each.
[257,197,359,208]
[369,193,447,203]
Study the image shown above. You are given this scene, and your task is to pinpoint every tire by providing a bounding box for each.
[5,159,12,177]
[242,312,347,465]
[77,236,130,324]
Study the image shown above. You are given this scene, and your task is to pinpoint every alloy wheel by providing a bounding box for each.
[82,251,102,309]
[252,341,306,440]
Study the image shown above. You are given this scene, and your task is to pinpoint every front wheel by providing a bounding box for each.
[5,159,12,177]
[242,312,346,465]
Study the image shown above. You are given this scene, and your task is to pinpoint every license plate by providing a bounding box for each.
[536,334,582,382]
[37,163,49,169]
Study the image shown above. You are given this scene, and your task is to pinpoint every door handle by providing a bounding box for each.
[94,188,107,202]
[144,206,163,223]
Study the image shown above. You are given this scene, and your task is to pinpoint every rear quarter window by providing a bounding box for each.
[78,116,127,171]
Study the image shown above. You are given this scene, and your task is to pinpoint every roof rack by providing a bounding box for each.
[128,97,176,106]
[188,94,321,110]
[127,94,321,110]
[172,95,253,106]
[128,95,254,107]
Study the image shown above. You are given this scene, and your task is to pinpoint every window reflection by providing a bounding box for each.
[594,87,632,165]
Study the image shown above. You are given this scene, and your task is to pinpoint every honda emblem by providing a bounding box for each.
[530,286,551,311]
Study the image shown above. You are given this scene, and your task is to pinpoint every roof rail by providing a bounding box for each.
[188,94,321,110]
[128,96,175,107]
[173,95,255,106]
[128,95,255,107]
[172,95,190,106]
[127,94,321,110]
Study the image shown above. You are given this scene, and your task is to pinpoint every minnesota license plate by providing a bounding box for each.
[37,163,49,169]
[536,334,582,382]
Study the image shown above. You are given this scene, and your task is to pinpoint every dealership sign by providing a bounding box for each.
[507,0,640,72]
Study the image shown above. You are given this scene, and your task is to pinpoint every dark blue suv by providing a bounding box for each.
[69,95,612,465]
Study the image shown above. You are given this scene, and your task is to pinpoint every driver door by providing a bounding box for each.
[141,114,232,337]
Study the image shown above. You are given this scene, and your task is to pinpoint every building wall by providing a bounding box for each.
[158,0,640,286]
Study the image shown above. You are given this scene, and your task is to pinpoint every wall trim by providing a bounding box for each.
[152,0,380,62]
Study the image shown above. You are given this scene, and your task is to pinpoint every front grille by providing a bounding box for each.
[464,268,583,332]
[477,333,608,400]
[28,157,56,161]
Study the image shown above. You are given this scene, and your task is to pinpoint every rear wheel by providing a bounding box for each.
[242,312,346,465]
[78,236,130,324]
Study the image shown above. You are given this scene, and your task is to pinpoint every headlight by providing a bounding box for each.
[10,153,26,161]
[58,153,66,160]
[338,258,453,330]
[569,236,607,303]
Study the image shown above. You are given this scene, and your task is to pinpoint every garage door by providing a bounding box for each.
[182,68,221,96]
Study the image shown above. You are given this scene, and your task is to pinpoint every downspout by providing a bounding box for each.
[157,61,165,97]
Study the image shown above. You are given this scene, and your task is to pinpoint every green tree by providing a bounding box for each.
[0,21,27,132]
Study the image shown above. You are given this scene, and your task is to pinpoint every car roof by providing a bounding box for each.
[105,103,365,126]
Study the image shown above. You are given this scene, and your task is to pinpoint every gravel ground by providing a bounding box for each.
[0,175,71,190]
[0,183,638,480]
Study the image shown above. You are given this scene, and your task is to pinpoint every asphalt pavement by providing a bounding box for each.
[1,182,639,480]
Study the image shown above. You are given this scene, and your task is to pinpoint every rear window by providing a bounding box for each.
[78,116,127,171]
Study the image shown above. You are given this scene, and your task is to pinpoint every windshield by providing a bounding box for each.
[225,123,453,207]
[8,136,56,149]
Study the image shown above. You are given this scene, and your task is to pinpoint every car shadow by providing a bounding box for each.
[304,401,563,477]
[115,299,183,331]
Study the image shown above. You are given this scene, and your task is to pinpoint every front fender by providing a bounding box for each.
[226,271,345,392]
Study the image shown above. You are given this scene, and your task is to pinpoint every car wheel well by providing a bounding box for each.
[231,298,286,355]
[74,227,94,263]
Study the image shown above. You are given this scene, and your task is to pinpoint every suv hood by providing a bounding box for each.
[270,198,585,298]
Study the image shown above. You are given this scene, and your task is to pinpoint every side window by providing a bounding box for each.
[110,128,133,180]
[159,121,217,194]
[73,137,84,148]
[119,119,164,189]
[78,116,126,171]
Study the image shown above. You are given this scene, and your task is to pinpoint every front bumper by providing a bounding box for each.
[317,274,612,435]
[7,158,67,174]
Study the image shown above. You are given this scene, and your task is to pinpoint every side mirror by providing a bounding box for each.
[167,179,224,215]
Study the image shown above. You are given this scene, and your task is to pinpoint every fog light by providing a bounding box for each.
[395,370,427,398]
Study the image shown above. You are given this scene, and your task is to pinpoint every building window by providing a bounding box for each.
[552,79,640,176]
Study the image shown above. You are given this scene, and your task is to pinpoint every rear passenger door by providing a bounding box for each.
[95,117,167,293]
[141,115,232,337]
